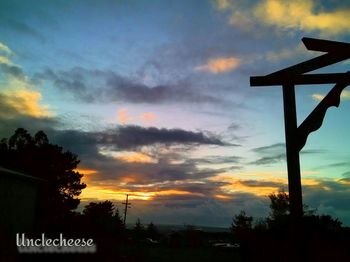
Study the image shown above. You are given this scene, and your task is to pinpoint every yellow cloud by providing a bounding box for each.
[0,55,12,65]
[80,186,202,201]
[195,56,240,73]
[216,0,230,10]
[0,42,13,55]
[1,86,53,118]
[210,175,320,197]
[215,0,350,36]
[116,152,157,164]
[74,168,98,175]
[255,0,350,35]
[312,90,350,102]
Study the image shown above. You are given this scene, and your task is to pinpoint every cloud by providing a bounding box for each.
[265,43,306,62]
[140,112,157,124]
[2,19,45,42]
[195,56,240,74]
[254,0,350,36]
[0,42,13,55]
[117,108,134,124]
[215,0,350,36]
[251,154,286,165]
[252,143,285,155]
[215,0,230,10]
[116,109,157,125]
[113,152,157,164]
[0,57,53,120]
[0,56,12,65]
[312,90,350,102]
[0,42,15,66]
[0,63,26,80]
[251,143,324,165]
[97,125,228,149]
[37,67,223,105]
[0,88,53,119]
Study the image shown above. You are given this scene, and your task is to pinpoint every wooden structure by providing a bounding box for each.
[250,38,350,219]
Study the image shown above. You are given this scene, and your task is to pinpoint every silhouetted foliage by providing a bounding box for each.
[0,128,86,229]
[83,200,114,218]
[230,210,253,233]
[268,190,290,219]
[146,222,159,240]
[82,200,124,236]
[133,218,145,239]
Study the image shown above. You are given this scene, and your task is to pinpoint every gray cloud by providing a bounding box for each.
[250,153,286,166]
[36,67,225,105]
[50,125,228,153]
[251,143,325,165]
[2,18,45,42]
[0,64,26,80]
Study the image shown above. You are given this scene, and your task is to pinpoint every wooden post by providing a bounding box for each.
[123,194,130,225]
[282,84,303,218]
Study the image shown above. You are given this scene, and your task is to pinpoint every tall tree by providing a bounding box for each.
[0,128,86,225]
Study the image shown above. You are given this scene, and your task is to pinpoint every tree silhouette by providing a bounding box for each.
[83,200,114,218]
[0,128,86,228]
[83,200,124,236]
[268,190,290,220]
[230,210,253,232]
[134,218,145,239]
[146,222,159,240]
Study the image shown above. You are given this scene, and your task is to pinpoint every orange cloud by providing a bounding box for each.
[117,108,133,124]
[210,175,320,197]
[80,186,202,202]
[74,168,98,175]
[195,56,240,74]
[140,112,157,123]
[116,152,157,164]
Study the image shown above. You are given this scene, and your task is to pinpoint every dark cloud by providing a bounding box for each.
[251,143,286,165]
[51,125,228,152]
[240,180,286,188]
[252,143,285,155]
[189,155,242,165]
[314,161,350,170]
[2,18,45,42]
[251,143,325,165]
[250,153,286,166]
[304,180,350,224]
[0,64,26,80]
[101,125,229,149]
[36,67,225,105]
[0,115,59,139]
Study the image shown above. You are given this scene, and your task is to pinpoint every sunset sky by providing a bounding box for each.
[0,0,350,227]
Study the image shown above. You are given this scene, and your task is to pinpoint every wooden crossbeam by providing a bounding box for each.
[249,37,350,221]
[250,72,350,86]
[302,37,350,53]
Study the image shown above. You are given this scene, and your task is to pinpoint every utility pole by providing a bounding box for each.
[122,194,131,226]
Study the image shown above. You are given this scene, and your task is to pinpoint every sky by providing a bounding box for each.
[0,0,350,227]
